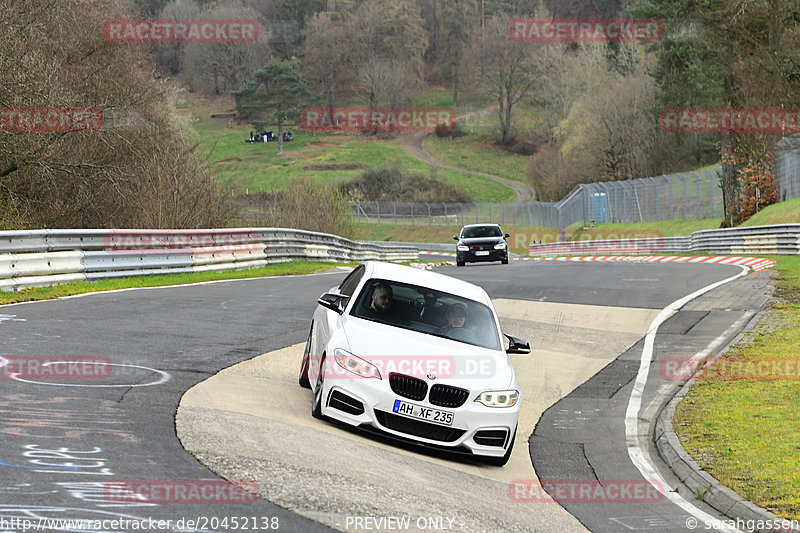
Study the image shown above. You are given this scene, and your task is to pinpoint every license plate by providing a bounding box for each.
[475,250,489,256]
[392,400,453,426]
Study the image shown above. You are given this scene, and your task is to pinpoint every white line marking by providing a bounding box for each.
[1,361,171,388]
[625,265,749,533]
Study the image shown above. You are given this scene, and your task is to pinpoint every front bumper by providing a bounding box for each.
[319,373,519,458]
[457,249,508,263]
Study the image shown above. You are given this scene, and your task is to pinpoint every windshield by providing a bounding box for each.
[350,278,501,350]
[461,226,503,239]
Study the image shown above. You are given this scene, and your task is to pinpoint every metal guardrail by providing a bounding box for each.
[528,224,800,257]
[0,228,418,292]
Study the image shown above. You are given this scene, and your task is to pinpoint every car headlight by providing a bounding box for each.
[494,242,507,249]
[457,245,469,251]
[474,390,519,408]
[333,349,381,379]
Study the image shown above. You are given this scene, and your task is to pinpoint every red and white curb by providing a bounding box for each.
[418,253,776,273]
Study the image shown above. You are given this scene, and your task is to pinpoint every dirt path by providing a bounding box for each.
[403,108,536,203]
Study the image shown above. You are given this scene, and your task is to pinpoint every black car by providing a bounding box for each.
[454,224,509,267]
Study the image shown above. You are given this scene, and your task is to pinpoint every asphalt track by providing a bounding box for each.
[0,260,772,532]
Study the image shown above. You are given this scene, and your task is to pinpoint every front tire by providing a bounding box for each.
[311,354,326,420]
[456,259,465,267]
[501,257,509,265]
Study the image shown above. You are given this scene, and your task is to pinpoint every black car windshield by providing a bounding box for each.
[461,226,503,239]
[350,278,501,350]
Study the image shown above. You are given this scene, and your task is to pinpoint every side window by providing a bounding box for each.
[338,264,365,297]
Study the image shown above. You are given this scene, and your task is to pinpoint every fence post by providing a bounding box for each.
[376,201,380,224]
[393,202,397,223]
[411,203,414,226]
[426,203,431,227]
[669,178,673,219]
[696,172,701,219]
[442,203,447,226]
[460,203,463,226]
[489,204,492,222]
[682,174,687,219]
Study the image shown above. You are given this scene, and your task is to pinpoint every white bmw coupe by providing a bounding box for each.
[299,261,530,466]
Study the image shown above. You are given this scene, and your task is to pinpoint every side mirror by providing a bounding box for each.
[505,334,531,354]
[318,292,346,315]
[453,235,459,241]
[504,233,510,238]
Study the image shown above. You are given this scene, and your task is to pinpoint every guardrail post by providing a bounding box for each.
[426,203,431,227]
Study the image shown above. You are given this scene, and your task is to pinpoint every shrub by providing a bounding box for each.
[339,163,472,203]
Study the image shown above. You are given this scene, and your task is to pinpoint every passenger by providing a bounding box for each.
[443,303,467,330]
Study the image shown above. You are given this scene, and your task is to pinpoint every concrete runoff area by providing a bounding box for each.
[177,299,662,532]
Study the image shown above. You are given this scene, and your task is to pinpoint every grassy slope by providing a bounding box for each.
[185,96,514,203]
[675,256,800,519]
[741,197,800,226]
[424,134,531,183]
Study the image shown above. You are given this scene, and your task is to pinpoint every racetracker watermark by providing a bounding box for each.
[512,229,663,249]
[103,480,258,504]
[102,231,259,253]
[306,354,496,380]
[509,18,664,42]
[300,107,456,132]
[661,356,800,381]
[0,108,102,132]
[509,479,663,503]
[1,356,111,380]
[104,19,259,43]
[660,108,800,133]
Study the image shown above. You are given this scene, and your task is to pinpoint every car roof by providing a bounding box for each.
[362,262,491,305]
[461,223,501,228]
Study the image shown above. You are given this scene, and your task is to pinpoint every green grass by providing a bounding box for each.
[674,256,800,520]
[0,261,342,305]
[741,197,800,227]
[412,88,454,108]
[566,219,724,239]
[184,97,513,202]
[424,134,531,183]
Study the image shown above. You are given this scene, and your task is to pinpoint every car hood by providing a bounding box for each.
[459,237,505,246]
[340,316,515,388]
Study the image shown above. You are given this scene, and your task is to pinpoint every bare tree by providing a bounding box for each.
[302,12,353,114]
[181,3,271,96]
[152,0,201,76]
[0,0,231,229]
[466,15,542,145]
